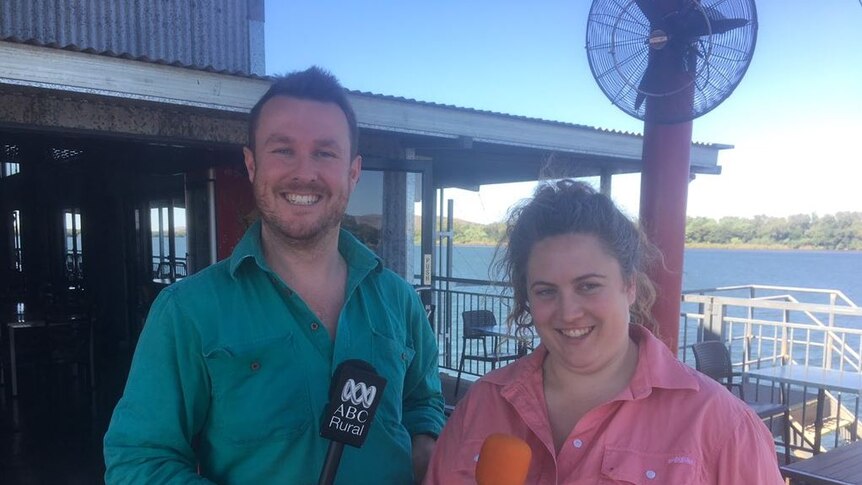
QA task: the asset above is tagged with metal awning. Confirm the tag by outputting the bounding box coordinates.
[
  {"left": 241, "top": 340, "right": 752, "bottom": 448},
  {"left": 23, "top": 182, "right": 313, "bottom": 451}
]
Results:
[{"left": 0, "top": 40, "right": 730, "bottom": 189}]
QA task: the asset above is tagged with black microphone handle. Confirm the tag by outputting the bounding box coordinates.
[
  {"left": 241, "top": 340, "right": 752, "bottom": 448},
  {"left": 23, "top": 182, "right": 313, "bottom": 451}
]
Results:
[{"left": 317, "top": 441, "right": 345, "bottom": 485}]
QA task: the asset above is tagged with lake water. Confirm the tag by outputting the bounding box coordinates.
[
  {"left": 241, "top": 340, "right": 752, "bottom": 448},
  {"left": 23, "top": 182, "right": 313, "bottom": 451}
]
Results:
[
  {"left": 437, "top": 246, "right": 862, "bottom": 366},
  {"left": 169, "top": 235, "right": 861, "bottom": 305},
  {"left": 436, "top": 246, "right": 862, "bottom": 305}
]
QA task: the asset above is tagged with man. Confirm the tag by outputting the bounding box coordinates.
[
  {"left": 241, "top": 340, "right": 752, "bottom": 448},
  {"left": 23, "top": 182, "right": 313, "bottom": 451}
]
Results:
[{"left": 104, "top": 67, "right": 445, "bottom": 484}]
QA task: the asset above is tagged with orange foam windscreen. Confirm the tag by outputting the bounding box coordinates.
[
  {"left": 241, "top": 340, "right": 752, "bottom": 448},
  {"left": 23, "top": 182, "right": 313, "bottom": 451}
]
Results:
[{"left": 475, "top": 433, "right": 532, "bottom": 485}]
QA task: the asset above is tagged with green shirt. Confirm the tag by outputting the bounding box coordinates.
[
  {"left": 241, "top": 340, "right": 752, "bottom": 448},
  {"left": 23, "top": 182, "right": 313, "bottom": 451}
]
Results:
[{"left": 104, "top": 222, "right": 445, "bottom": 484}]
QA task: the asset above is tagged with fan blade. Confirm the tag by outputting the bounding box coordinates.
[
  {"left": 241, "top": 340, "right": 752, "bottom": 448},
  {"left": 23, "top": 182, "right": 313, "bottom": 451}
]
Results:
[
  {"left": 679, "top": 6, "right": 749, "bottom": 38},
  {"left": 708, "top": 18, "right": 749, "bottom": 35},
  {"left": 635, "top": 91, "right": 647, "bottom": 111},
  {"left": 634, "top": 0, "right": 662, "bottom": 25},
  {"left": 634, "top": 55, "right": 660, "bottom": 110},
  {"left": 686, "top": 47, "right": 698, "bottom": 74}
]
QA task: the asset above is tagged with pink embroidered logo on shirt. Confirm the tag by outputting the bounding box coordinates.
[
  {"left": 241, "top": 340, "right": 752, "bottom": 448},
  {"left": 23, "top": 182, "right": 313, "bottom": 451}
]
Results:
[{"left": 667, "top": 456, "right": 696, "bottom": 466}]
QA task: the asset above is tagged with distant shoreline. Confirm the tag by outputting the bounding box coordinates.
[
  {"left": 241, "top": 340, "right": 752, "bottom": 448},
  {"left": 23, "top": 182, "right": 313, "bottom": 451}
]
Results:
[
  {"left": 439, "top": 212, "right": 862, "bottom": 251},
  {"left": 446, "top": 241, "right": 862, "bottom": 252},
  {"left": 686, "top": 242, "right": 795, "bottom": 250},
  {"left": 686, "top": 243, "right": 861, "bottom": 252}
]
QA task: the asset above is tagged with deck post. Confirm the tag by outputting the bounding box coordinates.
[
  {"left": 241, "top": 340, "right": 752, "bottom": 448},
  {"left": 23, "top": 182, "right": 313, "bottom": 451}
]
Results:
[{"left": 639, "top": 119, "right": 693, "bottom": 354}]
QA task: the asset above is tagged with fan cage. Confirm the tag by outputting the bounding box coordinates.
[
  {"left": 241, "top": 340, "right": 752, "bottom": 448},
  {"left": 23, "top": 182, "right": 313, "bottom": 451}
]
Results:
[{"left": 586, "top": 0, "right": 758, "bottom": 123}]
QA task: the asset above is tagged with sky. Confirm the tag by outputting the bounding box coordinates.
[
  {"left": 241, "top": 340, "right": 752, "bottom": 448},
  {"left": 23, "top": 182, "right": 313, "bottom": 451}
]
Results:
[{"left": 264, "top": 1, "right": 862, "bottom": 223}]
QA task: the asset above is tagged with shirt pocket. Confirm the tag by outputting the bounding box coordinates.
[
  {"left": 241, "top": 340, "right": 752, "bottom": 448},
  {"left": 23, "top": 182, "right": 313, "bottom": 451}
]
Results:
[
  {"left": 371, "top": 330, "right": 415, "bottom": 395},
  {"left": 204, "top": 333, "right": 311, "bottom": 446},
  {"left": 599, "top": 446, "right": 698, "bottom": 485}
]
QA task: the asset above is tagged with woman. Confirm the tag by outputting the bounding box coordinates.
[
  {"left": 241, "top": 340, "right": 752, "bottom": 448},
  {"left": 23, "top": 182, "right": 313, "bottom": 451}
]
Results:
[{"left": 424, "top": 180, "right": 783, "bottom": 484}]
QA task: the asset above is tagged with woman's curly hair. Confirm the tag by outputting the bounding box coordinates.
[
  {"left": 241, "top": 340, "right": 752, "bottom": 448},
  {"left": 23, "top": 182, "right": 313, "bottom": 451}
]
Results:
[{"left": 495, "top": 179, "right": 660, "bottom": 337}]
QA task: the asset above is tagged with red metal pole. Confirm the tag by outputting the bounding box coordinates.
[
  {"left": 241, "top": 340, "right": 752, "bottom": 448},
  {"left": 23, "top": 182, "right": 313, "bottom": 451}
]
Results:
[{"left": 639, "top": 119, "right": 692, "bottom": 355}]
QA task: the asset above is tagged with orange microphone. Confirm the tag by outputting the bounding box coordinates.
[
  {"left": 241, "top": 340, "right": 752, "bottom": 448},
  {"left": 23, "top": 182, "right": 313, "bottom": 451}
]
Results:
[{"left": 475, "top": 434, "right": 533, "bottom": 485}]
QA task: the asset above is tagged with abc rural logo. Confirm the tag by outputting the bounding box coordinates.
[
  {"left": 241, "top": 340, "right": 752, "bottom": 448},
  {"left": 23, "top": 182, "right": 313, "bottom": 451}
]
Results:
[{"left": 325, "top": 379, "right": 377, "bottom": 436}]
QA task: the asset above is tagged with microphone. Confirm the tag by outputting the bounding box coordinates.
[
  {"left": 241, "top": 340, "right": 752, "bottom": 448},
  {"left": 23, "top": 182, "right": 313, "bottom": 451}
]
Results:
[
  {"left": 317, "top": 359, "right": 387, "bottom": 485},
  {"left": 475, "top": 434, "right": 532, "bottom": 485}
]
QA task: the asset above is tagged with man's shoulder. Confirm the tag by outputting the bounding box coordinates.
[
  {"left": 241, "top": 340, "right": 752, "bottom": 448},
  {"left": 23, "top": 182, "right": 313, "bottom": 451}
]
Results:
[
  {"left": 170, "top": 258, "right": 232, "bottom": 287},
  {"left": 156, "top": 258, "right": 236, "bottom": 305},
  {"left": 352, "top": 263, "right": 418, "bottom": 304},
  {"left": 144, "top": 259, "right": 251, "bottom": 345},
  {"left": 374, "top": 266, "right": 416, "bottom": 290}
]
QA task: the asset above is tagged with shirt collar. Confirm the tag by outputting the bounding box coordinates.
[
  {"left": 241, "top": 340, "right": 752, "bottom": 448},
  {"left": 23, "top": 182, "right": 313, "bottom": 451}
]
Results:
[
  {"left": 626, "top": 324, "right": 700, "bottom": 398},
  {"left": 228, "top": 220, "right": 383, "bottom": 279},
  {"left": 337, "top": 228, "right": 383, "bottom": 276},
  {"left": 228, "top": 219, "right": 268, "bottom": 277}
]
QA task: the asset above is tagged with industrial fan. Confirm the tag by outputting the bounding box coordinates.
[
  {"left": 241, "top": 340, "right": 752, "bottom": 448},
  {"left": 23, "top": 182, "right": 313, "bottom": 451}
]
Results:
[{"left": 585, "top": 0, "right": 758, "bottom": 123}]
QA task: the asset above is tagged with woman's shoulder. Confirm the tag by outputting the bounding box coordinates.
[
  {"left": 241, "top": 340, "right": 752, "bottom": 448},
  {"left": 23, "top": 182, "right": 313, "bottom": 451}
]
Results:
[
  {"left": 453, "top": 356, "right": 538, "bottom": 411},
  {"left": 636, "top": 330, "right": 755, "bottom": 416},
  {"left": 653, "top": 362, "right": 761, "bottom": 426},
  {"left": 443, "top": 359, "right": 541, "bottom": 448},
  {"left": 482, "top": 355, "right": 534, "bottom": 383}
]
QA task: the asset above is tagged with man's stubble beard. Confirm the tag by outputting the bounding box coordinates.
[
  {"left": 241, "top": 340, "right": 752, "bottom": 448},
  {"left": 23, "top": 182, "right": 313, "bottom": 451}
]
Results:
[{"left": 254, "top": 179, "right": 350, "bottom": 249}]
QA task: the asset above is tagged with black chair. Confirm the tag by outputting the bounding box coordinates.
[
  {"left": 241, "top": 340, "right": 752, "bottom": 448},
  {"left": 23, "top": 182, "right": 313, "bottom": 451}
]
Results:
[
  {"left": 45, "top": 303, "right": 95, "bottom": 392},
  {"left": 1, "top": 316, "right": 50, "bottom": 396},
  {"left": 413, "top": 285, "right": 433, "bottom": 327},
  {"left": 692, "top": 340, "right": 746, "bottom": 396},
  {"left": 424, "top": 304, "right": 436, "bottom": 330},
  {"left": 175, "top": 261, "right": 188, "bottom": 278},
  {"left": 64, "top": 253, "right": 76, "bottom": 278},
  {"left": 153, "top": 261, "right": 168, "bottom": 279},
  {"left": 692, "top": 341, "right": 791, "bottom": 463},
  {"left": 454, "top": 310, "right": 519, "bottom": 397}
]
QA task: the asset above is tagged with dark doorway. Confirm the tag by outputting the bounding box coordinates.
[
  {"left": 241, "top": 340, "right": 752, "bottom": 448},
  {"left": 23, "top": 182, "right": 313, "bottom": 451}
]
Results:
[{"left": 0, "top": 131, "right": 239, "bottom": 483}]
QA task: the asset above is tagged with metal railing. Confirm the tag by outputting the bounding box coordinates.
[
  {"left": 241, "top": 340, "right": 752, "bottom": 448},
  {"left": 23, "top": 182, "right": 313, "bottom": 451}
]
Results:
[
  {"left": 430, "top": 280, "right": 537, "bottom": 373},
  {"left": 679, "top": 285, "right": 862, "bottom": 372},
  {"left": 679, "top": 285, "right": 862, "bottom": 453},
  {"left": 430, "top": 282, "right": 862, "bottom": 373},
  {"left": 430, "top": 281, "right": 862, "bottom": 452}
]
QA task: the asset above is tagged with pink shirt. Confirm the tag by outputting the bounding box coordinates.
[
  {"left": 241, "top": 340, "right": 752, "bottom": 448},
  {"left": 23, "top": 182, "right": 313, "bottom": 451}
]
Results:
[{"left": 425, "top": 326, "right": 784, "bottom": 484}]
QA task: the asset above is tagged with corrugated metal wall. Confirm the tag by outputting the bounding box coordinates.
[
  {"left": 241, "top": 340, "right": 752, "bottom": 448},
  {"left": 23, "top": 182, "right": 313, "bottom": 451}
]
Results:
[{"left": 0, "top": 0, "right": 264, "bottom": 74}]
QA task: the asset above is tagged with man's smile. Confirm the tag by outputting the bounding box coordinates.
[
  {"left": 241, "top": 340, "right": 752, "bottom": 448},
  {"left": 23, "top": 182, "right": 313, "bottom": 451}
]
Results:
[{"left": 281, "top": 192, "right": 321, "bottom": 206}]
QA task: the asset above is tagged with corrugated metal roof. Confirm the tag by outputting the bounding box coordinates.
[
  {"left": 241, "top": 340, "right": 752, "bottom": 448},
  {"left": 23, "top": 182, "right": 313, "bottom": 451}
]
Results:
[
  {"left": 0, "top": 0, "right": 259, "bottom": 74},
  {"left": 346, "top": 90, "right": 731, "bottom": 149},
  {"left": 0, "top": 29, "right": 727, "bottom": 149},
  {"left": 0, "top": 34, "right": 263, "bottom": 78}
]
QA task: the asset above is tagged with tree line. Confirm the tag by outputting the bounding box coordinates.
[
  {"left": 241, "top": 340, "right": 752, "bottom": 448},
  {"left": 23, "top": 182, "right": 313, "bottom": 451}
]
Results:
[
  {"left": 439, "top": 213, "right": 862, "bottom": 250},
  {"left": 685, "top": 213, "right": 862, "bottom": 250}
]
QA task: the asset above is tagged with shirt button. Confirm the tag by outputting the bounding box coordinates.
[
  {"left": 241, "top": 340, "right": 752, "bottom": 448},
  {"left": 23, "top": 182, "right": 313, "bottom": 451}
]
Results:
[
  {"left": 310, "top": 322, "right": 319, "bottom": 331},
  {"left": 473, "top": 454, "right": 480, "bottom": 462},
  {"left": 250, "top": 362, "right": 261, "bottom": 371},
  {"left": 645, "top": 470, "right": 656, "bottom": 480},
  {"left": 572, "top": 439, "right": 583, "bottom": 448}
]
